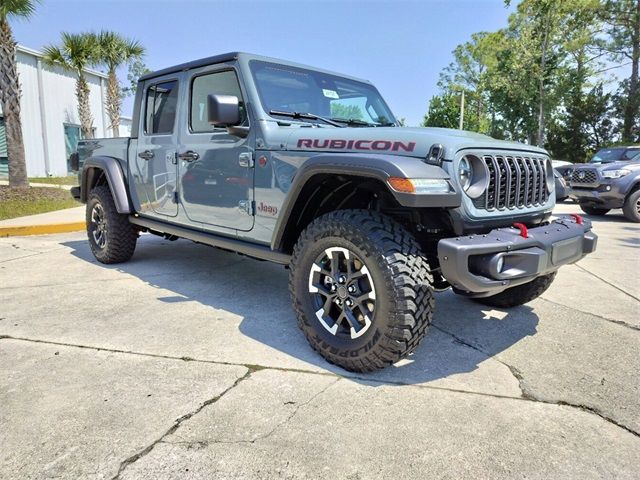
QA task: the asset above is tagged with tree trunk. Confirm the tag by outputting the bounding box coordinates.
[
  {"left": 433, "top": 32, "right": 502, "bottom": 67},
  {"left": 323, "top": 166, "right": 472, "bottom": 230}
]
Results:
[
  {"left": 622, "top": 0, "right": 640, "bottom": 142},
  {"left": 0, "top": 20, "right": 28, "bottom": 187},
  {"left": 106, "top": 70, "right": 120, "bottom": 137},
  {"left": 76, "top": 74, "right": 93, "bottom": 139},
  {"left": 537, "top": 16, "right": 551, "bottom": 147}
]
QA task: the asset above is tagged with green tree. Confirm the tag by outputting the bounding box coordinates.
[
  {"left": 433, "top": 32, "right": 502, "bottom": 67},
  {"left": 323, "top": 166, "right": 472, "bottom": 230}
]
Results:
[
  {"left": 122, "top": 58, "right": 151, "bottom": 97},
  {"left": 96, "top": 31, "right": 144, "bottom": 137},
  {"left": 546, "top": 0, "right": 607, "bottom": 161},
  {"left": 439, "top": 32, "right": 497, "bottom": 133},
  {"left": 422, "top": 93, "right": 461, "bottom": 129},
  {"left": 43, "top": 32, "right": 100, "bottom": 139},
  {"left": 600, "top": 0, "right": 640, "bottom": 142},
  {"left": 0, "top": 0, "right": 39, "bottom": 188},
  {"left": 330, "top": 103, "right": 363, "bottom": 120}
]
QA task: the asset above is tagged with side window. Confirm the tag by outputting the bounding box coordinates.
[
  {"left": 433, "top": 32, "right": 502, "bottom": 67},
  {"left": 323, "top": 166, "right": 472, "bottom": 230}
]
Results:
[
  {"left": 144, "top": 80, "right": 178, "bottom": 135},
  {"left": 190, "top": 70, "right": 245, "bottom": 133}
]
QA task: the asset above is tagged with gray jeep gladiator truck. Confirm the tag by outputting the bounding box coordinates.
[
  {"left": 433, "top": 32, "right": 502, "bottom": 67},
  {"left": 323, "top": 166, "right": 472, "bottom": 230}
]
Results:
[
  {"left": 72, "top": 52, "right": 597, "bottom": 372},
  {"left": 569, "top": 150, "right": 640, "bottom": 222}
]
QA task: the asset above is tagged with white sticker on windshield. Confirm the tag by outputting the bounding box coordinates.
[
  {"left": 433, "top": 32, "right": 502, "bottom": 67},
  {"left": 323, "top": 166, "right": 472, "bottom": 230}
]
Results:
[{"left": 322, "top": 89, "right": 339, "bottom": 99}]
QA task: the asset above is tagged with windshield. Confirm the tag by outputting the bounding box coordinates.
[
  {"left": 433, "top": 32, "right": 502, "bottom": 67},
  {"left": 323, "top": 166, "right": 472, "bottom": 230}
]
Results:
[
  {"left": 249, "top": 60, "right": 397, "bottom": 127},
  {"left": 590, "top": 147, "right": 640, "bottom": 163}
]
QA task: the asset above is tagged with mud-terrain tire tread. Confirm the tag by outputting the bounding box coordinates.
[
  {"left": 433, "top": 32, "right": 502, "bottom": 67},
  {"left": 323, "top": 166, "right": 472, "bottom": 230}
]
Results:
[
  {"left": 474, "top": 272, "right": 557, "bottom": 308},
  {"left": 87, "top": 185, "right": 137, "bottom": 264},
  {"left": 580, "top": 205, "right": 610, "bottom": 216},
  {"left": 289, "top": 210, "right": 434, "bottom": 372},
  {"left": 622, "top": 189, "right": 640, "bottom": 223}
]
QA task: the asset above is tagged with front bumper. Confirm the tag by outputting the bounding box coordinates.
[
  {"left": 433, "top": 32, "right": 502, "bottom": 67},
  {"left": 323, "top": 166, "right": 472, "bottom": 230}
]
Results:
[
  {"left": 569, "top": 181, "right": 626, "bottom": 209},
  {"left": 437, "top": 215, "right": 597, "bottom": 297}
]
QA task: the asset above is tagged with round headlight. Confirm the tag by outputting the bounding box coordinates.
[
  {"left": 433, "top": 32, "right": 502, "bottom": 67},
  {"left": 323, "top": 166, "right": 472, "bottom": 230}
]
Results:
[{"left": 459, "top": 157, "right": 472, "bottom": 191}]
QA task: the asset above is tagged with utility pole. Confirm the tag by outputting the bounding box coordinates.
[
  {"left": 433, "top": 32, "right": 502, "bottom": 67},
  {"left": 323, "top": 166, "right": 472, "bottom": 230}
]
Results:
[{"left": 459, "top": 90, "right": 465, "bottom": 130}]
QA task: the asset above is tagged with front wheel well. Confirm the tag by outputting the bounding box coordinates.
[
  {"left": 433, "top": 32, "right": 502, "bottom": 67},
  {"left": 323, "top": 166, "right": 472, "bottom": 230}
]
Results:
[{"left": 277, "top": 174, "right": 451, "bottom": 253}]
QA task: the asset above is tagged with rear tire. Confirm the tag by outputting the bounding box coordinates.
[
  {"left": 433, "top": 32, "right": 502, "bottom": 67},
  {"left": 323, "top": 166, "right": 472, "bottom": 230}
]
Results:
[
  {"left": 473, "top": 272, "right": 557, "bottom": 308},
  {"left": 289, "top": 210, "right": 434, "bottom": 372},
  {"left": 622, "top": 189, "right": 640, "bottom": 223},
  {"left": 86, "top": 185, "right": 137, "bottom": 264},
  {"left": 580, "top": 205, "right": 610, "bottom": 216}
]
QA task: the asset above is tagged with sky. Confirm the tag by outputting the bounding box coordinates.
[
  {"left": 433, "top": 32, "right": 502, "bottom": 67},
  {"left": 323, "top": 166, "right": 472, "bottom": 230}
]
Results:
[{"left": 14, "top": 0, "right": 519, "bottom": 126}]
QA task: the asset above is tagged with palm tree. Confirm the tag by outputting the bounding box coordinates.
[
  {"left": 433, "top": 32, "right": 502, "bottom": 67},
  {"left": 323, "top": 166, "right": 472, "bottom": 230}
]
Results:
[
  {"left": 43, "top": 32, "right": 100, "bottom": 139},
  {"left": 96, "top": 31, "right": 144, "bottom": 137},
  {"left": 0, "top": 0, "right": 39, "bottom": 188}
]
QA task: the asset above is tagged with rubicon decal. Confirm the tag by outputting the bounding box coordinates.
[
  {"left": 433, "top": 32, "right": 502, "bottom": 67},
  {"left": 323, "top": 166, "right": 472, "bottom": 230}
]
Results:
[{"left": 297, "top": 139, "right": 416, "bottom": 152}]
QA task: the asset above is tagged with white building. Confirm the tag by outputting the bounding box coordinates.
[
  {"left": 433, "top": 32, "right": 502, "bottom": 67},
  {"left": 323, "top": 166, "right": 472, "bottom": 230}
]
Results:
[{"left": 0, "top": 45, "right": 132, "bottom": 178}]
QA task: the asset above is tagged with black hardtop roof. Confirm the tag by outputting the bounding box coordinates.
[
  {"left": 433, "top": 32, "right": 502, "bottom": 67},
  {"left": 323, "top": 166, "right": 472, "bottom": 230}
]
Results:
[{"left": 138, "top": 52, "right": 241, "bottom": 82}]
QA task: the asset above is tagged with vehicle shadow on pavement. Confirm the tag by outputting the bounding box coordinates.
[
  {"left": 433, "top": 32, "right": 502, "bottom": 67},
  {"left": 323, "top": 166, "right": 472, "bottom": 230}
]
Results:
[{"left": 64, "top": 235, "right": 539, "bottom": 387}]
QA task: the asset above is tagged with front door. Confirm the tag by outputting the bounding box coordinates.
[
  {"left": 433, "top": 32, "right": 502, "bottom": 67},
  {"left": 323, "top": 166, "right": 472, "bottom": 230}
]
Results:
[
  {"left": 178, "top": 67, "right": 254, "bottom": 231},
  {"left": 132, "top": 77, "right": 180, "bottom": 217}
]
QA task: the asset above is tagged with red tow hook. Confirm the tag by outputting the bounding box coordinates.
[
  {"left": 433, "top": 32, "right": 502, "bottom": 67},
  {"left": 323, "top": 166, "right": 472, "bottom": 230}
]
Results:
[
  {"left": 512, "top": 223, "right": 529, "bottom": 238},
  {"left": 570, "top": 213, "right": 584, "bottom": 225}
]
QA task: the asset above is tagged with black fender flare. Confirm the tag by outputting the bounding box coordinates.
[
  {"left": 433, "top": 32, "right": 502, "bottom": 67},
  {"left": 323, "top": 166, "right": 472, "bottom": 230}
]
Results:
[
  {"left": 80, "top": 156, "right": 132, "bottom": 214},
  {"left": 271, "top": 153, "right": 460, "bottom": 250}
]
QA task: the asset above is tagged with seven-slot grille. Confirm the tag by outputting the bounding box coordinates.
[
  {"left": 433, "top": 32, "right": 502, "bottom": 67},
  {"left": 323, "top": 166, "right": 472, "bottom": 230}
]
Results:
[
  {"left": 571, "top": 169, "right": 597, "bottom": 184},
  {"left": 472, "top": 155, "right": 549, "bottom": 210}
]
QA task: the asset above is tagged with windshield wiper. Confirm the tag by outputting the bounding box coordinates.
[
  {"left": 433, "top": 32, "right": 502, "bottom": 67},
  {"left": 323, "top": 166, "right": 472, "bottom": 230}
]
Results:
[
  {"left": 269, "top": 110, "right": 344, "bottom": 128},
  {"left": 330, "top": 118, "right": 397, "bottom": 127},
  {"left": 330, "top": 117, "right": 377, "bottom": 127}
]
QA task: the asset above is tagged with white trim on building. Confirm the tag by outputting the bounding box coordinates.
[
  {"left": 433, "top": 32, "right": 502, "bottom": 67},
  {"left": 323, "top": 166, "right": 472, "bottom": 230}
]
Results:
[{"left": 0, "top": 44, "right": 132, "bottom": 177}]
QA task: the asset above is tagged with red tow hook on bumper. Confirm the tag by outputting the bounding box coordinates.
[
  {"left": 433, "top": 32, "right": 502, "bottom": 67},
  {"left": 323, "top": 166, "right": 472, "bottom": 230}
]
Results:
[
  {"left": 570, "top": 213, "right": 584, "bottom": 225},
  {"left": 512, "top": 223, "right": 529, "bottom": 238}
]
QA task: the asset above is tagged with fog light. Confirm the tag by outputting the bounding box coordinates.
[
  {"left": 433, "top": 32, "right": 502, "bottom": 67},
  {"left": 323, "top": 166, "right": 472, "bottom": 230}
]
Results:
[
  {"left": 496, "top": 256, "right": 505, "bottom": 273},
  {"left": 606, "top": 185, "right": 611, "bottom": 191}
]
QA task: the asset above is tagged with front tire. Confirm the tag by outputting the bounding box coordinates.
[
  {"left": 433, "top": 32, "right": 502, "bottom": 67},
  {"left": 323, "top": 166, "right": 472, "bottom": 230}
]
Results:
[
  {"left": 622, "top": 189, "right": 640, "bottom": 223},
  {"left": 580, "top": 205, "right": 610, "bottom": 216},
  {"left": 86, "top": 185, "right": 137, "bottom": 264},
  {"left": 473, "top": 272, "right": 557, "bottom": 308},
  {"left": 289, "top": 210, "right": 434, "bottom": 372}
]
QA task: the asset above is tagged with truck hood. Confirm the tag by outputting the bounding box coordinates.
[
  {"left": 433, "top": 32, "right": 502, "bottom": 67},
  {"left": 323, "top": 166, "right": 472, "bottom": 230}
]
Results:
[
  {"left": 577, "top": 161, "right": 640, "bottom": 172},
  {"left": 283, "top": 127, "right": 548, "bottom": 159}
]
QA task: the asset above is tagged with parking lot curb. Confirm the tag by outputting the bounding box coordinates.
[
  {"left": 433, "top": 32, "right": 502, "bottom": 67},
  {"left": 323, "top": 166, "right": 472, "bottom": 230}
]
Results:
[{"left": 0, "top": 222, "right": 86, "bottom": 237}]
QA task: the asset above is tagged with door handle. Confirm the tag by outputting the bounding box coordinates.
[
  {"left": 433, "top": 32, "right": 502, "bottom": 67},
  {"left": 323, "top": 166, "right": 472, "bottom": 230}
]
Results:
[
  {"left": 178, "top": 150, "right": 200, "bottom": 162},
  {"left": 138, "top": 150, "right": 154, "bottom": 160}
]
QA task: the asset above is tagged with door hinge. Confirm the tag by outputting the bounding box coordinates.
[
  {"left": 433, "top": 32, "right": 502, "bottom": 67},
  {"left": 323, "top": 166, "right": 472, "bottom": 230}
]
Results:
[
  {"left": 238, "top": 200, "right": 255, "bottom": 216},
  {"left": 238, "top": 152, "right": 254, "bottom": 168}
]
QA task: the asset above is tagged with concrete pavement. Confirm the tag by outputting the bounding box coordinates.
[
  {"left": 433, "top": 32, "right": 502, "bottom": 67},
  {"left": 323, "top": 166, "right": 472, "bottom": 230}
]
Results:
[{"left": 0, "top": 202, "right": 638, "bottom": 479}]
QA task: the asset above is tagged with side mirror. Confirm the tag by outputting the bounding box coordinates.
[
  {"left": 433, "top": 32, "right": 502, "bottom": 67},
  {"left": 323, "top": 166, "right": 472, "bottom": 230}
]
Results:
[{"left": 208, "top": 94, "right": 240, "bottom": 127}]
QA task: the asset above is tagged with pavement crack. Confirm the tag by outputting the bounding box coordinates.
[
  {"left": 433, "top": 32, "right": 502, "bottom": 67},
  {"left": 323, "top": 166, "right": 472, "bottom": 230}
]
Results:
[
  {"left": 110, "top": 368, "right": 254, "bottom": 480},
  {"left": 574, "top": 264, "right": 640, "bottom": 302},
  {"left": 164, "top": 377, "right": 340, "bottom": 449},
  {"left": 252, "top": 377, "right": 340, "bottom": 443},
  {"left": 432, "top": 324, "right": 527, "bottom": 396},
  {"left": 432, "top": 325, "right": 640, "bottom": 438},
  {"left": 0, "top": 334, "right": 528, "bottom": 401},
  {"left": 539, "top": 297, "right": 640, "bottom": 332}
]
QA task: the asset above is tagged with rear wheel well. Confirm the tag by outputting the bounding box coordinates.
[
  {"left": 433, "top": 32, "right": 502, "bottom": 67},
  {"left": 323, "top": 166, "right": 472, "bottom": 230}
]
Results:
[
  {"left": 278, "top": 174, "right": 451, "bottom": 254},
  {"left": 81, "top": 167, "right": 108, "bottom": 201}
]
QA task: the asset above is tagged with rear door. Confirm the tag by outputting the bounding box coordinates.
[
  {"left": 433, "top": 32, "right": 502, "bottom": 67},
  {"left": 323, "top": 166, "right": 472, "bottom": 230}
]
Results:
[
  {"left": 131, "top": 75, "right": 181, "bottom": 217},
  {"left": 178, "top": 65, "right": 254, "bottom": 231}
]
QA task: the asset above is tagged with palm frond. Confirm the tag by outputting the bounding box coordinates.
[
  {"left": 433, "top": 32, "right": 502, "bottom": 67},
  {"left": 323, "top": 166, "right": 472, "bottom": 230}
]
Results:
[
  {"left": 0, "top": 0, "right": 41, "bottom": 22},
  {"left": 96, "top": 30, "right": 145, "bottom": 72},
  {"left": 41, "top": 44, "right": 72, "bottom": 70}
]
